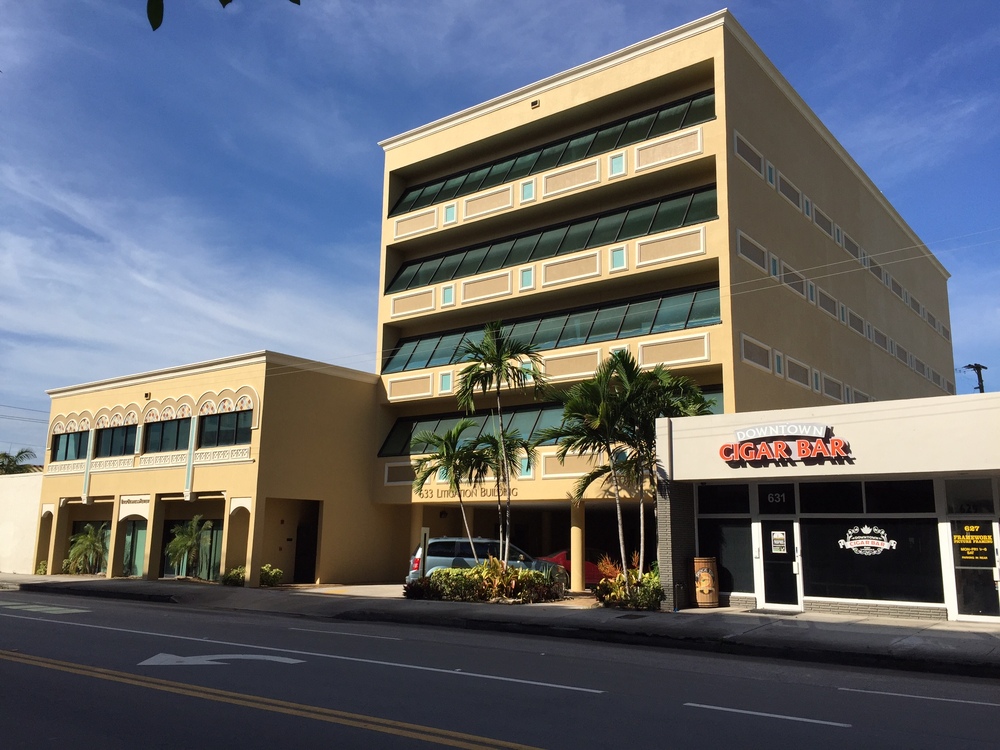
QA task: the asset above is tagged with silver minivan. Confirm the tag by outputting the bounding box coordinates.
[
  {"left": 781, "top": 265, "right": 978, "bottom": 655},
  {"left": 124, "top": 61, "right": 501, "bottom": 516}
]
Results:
[{"left": 406, "top": 537, "right": 569, "bottom": 587}]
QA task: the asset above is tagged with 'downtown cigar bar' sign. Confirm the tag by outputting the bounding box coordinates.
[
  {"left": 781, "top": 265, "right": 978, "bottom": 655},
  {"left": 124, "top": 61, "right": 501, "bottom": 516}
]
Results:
[{"left": 719, "top": 423, "right": 853, "bottom": 467}]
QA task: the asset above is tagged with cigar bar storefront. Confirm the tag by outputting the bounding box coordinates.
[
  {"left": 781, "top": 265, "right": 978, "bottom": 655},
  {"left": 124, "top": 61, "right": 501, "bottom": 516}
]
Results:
[{"left": 657, "top": 392, "right": 1000, "bottom": 621}]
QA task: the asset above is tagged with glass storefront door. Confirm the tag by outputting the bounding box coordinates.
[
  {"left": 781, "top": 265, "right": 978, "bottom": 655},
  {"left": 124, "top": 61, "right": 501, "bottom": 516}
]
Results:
[
  {"left": 761, "top": 519, "right": 799, "bottom": 607},
  {"left": 952, "top": 520, "right": 1000, "bottom": 617},
  {"left": 122, "top": 520, "right": 146, "bottom": 578}
]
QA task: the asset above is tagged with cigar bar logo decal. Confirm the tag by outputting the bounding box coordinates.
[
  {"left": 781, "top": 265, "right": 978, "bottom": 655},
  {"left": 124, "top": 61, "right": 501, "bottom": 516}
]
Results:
[
  {"left": 719, "top": 423, "right": 853, "bottom": 468},
  {"left": 838, "top": 525, "right": 897, "bottom": 556}
]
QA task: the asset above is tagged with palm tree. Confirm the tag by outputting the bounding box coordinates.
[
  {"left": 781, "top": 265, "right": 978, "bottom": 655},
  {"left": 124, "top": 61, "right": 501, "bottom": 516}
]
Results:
[
  {"left": 537, "top": 355, "right": 632, "bottom": 585},
  {"left": 166, "top": 515, "right": 214, "bottom": 578},
  {"left": 0, "top": 447, "right": 37, "bottom": 475},
  {"left": 67, "top": 522, "right": 108, "bottom": 574},
  {"left": 610, "top": 352, "right": 711, "bottom": 571},
  {"left": 456, "top": 321, "right": 545, "bottom": 563},
  {"left": 411, "top": 418, "right": 488, "bottom": 564},
  {"left": 538, "top": 350, "right": 711, "bottom": 582},
  {"left": 474, "top": 428, "right": 537, "bottom": 550}
]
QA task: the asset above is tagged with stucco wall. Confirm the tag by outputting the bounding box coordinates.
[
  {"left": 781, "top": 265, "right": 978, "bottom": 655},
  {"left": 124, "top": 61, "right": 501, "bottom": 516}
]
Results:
[{"left": 0, "top": 473, "right": 43, "bottom": 574}]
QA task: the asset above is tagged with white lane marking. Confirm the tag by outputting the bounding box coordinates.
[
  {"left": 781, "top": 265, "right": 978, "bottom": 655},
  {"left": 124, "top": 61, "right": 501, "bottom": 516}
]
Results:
[
  {"left": 838, "top": 687, "right": 1000, "bottom": 707},
  {"left": 289, "top": 627, "right": 401, "bottom": 641},
  {"left": 684, "top": 703, "right": 851, "bottom": 727},
  {"left": 0, "top": 612, "right": 603, "bottom": 694},
  {"left": 0, "top": 603, "right": 89, "bottom": 614},
  {"left": 139, "top": 653, "right": 304, "bottom": 666}
]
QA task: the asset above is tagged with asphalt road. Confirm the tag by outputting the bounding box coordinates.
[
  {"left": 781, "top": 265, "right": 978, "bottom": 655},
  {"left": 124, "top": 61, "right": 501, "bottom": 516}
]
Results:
[{"left": 2, "top": 590, "right": 1000, "bottom": 749}]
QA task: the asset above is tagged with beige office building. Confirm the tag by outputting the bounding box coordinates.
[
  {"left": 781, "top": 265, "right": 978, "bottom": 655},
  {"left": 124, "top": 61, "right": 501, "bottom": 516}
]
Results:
[
  {"left": 374, "top": 10, "right": 954, "bottom": 590},
  {"left": 35, "top": 352, "right": 408, "bottom": 586}
]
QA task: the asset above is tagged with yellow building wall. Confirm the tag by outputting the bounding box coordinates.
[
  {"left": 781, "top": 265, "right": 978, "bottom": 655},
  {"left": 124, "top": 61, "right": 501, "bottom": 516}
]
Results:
[
  {"left": 720, "top": 27, "right": 953, "bottom": 410},
  {"left": 255, "top": 361, "right": 410, "bottom": 584}
]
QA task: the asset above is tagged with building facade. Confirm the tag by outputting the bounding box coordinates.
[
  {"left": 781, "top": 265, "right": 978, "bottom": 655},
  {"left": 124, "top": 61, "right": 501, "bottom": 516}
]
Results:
[
  {"left": 374, "top": 11, "right": 954, "bottom": 590},
  {"left": 35, "top": 352, "right": 409, "bottom": 585},
  {"left": 657, "top": 393, "right": 1000, "bottom": 621}
]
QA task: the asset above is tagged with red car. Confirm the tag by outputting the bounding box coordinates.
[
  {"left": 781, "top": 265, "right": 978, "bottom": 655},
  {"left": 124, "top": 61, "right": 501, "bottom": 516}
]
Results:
[{"left": 537, "top": 549, "right": 605, "bottom": 587}]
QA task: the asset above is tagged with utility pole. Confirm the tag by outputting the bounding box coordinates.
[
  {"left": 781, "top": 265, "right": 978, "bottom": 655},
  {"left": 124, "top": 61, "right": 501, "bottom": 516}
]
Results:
[{"left": 963, "top": 363, "right": 988, "bottom": 393}]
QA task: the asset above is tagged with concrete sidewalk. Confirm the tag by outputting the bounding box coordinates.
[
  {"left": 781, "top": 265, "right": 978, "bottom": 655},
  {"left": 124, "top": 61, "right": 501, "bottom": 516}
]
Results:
[{"left": 3, "top": 573, "right": 1000, "bottom": 678}]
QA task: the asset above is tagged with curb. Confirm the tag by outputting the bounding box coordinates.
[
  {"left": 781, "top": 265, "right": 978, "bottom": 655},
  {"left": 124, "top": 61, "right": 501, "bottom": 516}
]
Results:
[{"left": 17, "top": 582, "right": 176, "bottom": 604}]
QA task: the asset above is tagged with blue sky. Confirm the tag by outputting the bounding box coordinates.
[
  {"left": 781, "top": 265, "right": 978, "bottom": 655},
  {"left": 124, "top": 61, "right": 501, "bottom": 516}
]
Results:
[{"left": 2, "top": 0, "right": 999, "bottom": 455}]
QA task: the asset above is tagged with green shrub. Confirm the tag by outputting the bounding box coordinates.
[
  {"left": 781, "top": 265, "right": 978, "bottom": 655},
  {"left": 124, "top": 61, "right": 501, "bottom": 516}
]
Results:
[
  {"left": 61, "top": 558, "right": 71, "bottom": 574},
  {"left": 259, "top": 563, "right": 283, "bottom": 587},
  {"left": 411, "top": 561, "right": 565, "bottom": 604},
  {"left": 35, "top": 560, "right": 47, "bottom": 575},
  {"left": 221, "top": 566, "right": 246, "bottom": 586},
  {"left": 402, "top": 576, "right": 439, "bottom": 600},
  {"left": 594, "top": 569, "right": 665, "bottom": 611},
  {"left": 474, "top": 556, "right": 518, "bottom": 599},
  {"left": 510, "top": 568, "right": 558, "bottom": 603},
  {"left": 430, "top": 568, "right": 482, "bottom": 601}
]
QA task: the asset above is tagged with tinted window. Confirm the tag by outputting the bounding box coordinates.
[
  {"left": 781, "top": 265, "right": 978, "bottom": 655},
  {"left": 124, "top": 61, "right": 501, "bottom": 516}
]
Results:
[
  {"left": 865, "top": 480, "right": 935, "bottom": 514},
  {"left": 698, "top": 484, "right": 750, "bottom": 514},
  {"left": 698, "top": 518, "right": 753, "bottom": 592},
  {"left": 799, "top": 482, "right": 863, "bottom": 514},
  {"left": 801, "top": 518, "right": 943, "bottom": 602}
]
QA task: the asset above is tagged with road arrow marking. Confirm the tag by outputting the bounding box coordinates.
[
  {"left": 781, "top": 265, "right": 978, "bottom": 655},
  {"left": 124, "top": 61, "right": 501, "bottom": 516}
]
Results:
[{"left": 139, "top": 653, "right": 303, "bottom": 666}]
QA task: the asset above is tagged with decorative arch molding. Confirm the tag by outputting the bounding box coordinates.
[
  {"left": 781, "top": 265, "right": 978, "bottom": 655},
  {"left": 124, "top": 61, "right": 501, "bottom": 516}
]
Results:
[
  {"left": 225, "top": 385, "right": 260, "bottom": 429},
  {"left": 141, "top": 395, "right": 196, "bottom": 423},
  {"left": 229, "top": 497, "right": 252, "bottom": 515},
  {"left": 50, "top": 411, "right": 94, "bottom": 436},
  {"left": 195, "top": 386, "right": 260, "bottom": 427},
  {"left": 93, "top": 404, "right": 142, "bottom": 430}
]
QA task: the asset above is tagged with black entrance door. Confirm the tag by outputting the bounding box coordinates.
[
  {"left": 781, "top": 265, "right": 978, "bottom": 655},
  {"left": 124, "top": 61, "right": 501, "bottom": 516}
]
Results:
[{"left": 762, "top": 520, "right": 798, "bottom": 606}]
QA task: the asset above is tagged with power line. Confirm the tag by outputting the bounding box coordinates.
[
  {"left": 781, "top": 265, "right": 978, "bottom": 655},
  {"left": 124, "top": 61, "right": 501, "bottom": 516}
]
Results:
[
  {"left": 0, "top": 403, "right": 49, "bottom": 413},
  {"left": 0, "top": 415, "right": 48, "bottom": 424}
]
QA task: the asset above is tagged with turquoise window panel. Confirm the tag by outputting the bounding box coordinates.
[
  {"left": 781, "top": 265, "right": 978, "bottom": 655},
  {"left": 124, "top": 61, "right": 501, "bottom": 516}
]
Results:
[{"left": 610, "top": 247, "right": 627, "bottom": 271}]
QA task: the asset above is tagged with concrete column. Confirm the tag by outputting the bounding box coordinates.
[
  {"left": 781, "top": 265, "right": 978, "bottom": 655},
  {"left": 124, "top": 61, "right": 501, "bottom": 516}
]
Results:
[
  {"left": 142, "top": 496, "right": 165, "bottom": 580},
  {"left": 570, "top": 501, "right": 586, "bottom": 593},
  {"left": 48, "top": 502, "right": 71, "bottom": 575},
  {"left": 244, "top": 495, "right": 268, "bottom": 587},
  {"left": 106, "top": 500, "right": 127, "bottom": 578}
]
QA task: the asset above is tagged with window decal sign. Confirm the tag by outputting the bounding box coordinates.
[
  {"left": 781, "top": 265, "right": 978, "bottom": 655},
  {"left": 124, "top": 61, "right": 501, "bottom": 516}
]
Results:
[
  {"left": 771, "top": 531, "right": 787, "bottom": 554},
  {"left": 719, "top": 423, "right": 853, "bottom": 467},
  {"left": 838, "top": 525, "right": 896, "bottom": 556},
  {"left": 951, "top": 523, "right": 996, "bottom": 567}
]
